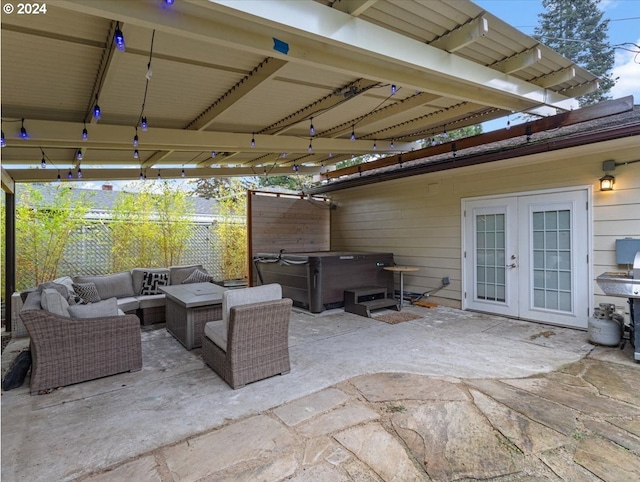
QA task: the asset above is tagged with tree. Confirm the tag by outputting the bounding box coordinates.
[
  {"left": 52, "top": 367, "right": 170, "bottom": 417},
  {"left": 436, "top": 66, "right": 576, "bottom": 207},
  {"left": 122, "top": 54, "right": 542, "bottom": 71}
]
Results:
[
  {"left": 110, "top": 182, "right": 195, "bottom": 271},
  {"left": 15, "top": 185, "right": 92, "bottom": 290},
  {"left": 192, "top": 178, "right": 252, "bottom": 279},
  {"left": 535, "top": 0, "right": 616, "bottom": 105}
]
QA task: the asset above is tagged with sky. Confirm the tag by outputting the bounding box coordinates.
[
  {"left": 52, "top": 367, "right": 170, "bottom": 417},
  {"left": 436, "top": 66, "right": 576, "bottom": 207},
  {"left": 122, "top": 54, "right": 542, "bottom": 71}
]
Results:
[{"left": 475, "top": 0, "right": 640, "bottom": 102}]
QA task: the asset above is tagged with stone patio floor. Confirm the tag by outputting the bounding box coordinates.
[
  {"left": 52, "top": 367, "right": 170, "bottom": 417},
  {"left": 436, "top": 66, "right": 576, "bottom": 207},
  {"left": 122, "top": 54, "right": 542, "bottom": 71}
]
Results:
[{"left": 2, "top": 304, "right": 639, "bottom": 481}]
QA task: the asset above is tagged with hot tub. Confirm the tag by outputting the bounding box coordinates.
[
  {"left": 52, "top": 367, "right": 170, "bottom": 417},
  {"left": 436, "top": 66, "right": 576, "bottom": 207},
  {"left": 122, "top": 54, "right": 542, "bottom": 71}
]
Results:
[{"left": 253, "top": 251, "right": 395, "bottom": 313}]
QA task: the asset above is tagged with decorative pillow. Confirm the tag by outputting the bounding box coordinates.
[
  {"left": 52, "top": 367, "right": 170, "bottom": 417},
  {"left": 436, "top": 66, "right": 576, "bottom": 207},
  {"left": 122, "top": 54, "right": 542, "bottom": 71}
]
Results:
[
  {"left": 67, "top": 298, "right": 119, "bottom": 318},
  {"left": 72, "top": 282, "right": 101, "bottom": 303},
  {"left": 141, "top": 271, "right": 169, "bottom": 295},
  {"left": 181, "top": 268, "right": 213, "bottom": 284},
  {"left": 40, "top": 288, "right": 70, "bottom": 317}
]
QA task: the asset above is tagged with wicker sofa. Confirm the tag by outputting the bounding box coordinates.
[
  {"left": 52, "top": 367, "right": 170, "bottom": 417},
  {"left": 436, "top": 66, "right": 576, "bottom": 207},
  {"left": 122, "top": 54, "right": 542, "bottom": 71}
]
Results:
[
  {"left": 19, "top": 309, "right": 143, "bottom": 395},
  {"left": 14, "top": 264, "right": 210, "bottom": 334}
]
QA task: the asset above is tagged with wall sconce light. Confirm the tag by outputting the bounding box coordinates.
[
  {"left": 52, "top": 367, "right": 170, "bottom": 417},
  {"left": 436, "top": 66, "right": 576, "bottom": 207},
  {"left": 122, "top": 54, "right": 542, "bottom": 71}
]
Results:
[{"left": 599, "top": 174, "right": 615, "bottom": 191}]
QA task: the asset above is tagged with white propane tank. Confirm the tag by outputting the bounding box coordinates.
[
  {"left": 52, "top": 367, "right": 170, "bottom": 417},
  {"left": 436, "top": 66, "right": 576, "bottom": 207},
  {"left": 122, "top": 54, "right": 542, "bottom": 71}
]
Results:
[{"left": 588, "top": 303, "right": 623, "bottom": 346}]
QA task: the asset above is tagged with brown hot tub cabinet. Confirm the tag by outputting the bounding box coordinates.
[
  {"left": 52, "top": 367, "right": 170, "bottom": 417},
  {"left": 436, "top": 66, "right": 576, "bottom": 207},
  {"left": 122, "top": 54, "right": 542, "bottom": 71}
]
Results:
[{"left": 253, "top": 251, "right": 395, "bottom": 313}]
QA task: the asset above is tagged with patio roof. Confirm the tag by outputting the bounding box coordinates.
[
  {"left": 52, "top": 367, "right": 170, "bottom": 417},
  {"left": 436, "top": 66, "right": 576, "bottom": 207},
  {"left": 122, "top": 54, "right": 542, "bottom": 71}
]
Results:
[{"left": 1, "top": 0, "right": 599, "bottom": 187}]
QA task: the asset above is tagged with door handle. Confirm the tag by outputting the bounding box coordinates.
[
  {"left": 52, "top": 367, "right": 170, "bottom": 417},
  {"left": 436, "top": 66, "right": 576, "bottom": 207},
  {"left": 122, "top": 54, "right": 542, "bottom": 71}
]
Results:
[{"left": 506, "top": 263, "right": 517, "bottom": 268}]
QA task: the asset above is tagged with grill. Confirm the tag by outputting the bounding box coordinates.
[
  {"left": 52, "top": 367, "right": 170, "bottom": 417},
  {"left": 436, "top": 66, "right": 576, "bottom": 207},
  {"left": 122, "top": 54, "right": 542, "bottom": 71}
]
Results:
[{"left": 596, "top": 249, "right": 640, "bottom": 361}]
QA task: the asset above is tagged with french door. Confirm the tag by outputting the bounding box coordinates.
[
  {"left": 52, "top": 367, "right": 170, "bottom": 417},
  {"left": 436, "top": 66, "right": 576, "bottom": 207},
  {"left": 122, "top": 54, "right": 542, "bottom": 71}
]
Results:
[{"left": 463, "top": 189, "right": 590, "bottom": 329}]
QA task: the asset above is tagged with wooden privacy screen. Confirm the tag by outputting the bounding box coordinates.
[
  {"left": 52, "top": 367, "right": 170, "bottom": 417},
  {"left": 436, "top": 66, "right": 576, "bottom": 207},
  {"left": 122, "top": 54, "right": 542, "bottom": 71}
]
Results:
[{"left": 248, "top": 190, "right": 331, "bottom": 285}]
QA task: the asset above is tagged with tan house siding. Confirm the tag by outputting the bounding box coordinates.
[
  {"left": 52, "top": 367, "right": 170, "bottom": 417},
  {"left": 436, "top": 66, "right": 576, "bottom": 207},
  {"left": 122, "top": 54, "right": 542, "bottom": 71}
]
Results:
[{"left": 329, "top": 139, "right": 640, "bottom": 312}]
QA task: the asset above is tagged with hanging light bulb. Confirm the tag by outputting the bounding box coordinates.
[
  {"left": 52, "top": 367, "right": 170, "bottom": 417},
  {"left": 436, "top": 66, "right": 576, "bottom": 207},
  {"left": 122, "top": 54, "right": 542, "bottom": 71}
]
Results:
[
  {"left": 140, "top": 170, "right": 144, "bottom": 180},
  {"left": 145, "top": 62, "right": 152, "bottom": 81},
  {"left": 133, "top": 127, "right": 139, "bottom": 147},
  {"left": 133, "top": 149, "right": 139, "bottom": 159},
  {"left": 41, "top": 154, "right": 46, "bottom": 169},
  {"left": 82, "top": 122, "right": 88, "bottom": 140},
  {"left": 164, "top": 0, "right": 175, "bottom": 5},
  {"left": 391, "top": 84, "right": 397, "bottom": 95},
  {"left": 114, "top": 22, "right": 126, "bottom": 51},
  {"left": 430, "top": 138, "right": 437, "bottom": 147},
  {"left": 350, "top": 125, "right": 355, "bottom": 141},
  {"left": 181, "top": 168, "right": 185, "bottom": 177},
  {"left": 373, "top": 141, "right": 377, "bottom": 151},
  {"left": 20, "top": 119, "right": 28, "bottom": 139},
  {"left": 93, "top": 96, "right": 101, "bottom": 120},
  {"left": 77, "top": 167, "right": 83, "bottom": 179},
  {"left": 319, "top": 163, "right": 326, "bottom": 174},
  {"left": 1, "top": 130, "right": 5, "bottom": 147},
  {"left": 329, "top": 152, "right": 333, "bottom": 158},
  {"left": 67, "top": 170, "right": 73, "bottom": 179},
  {"left": 76, "top": 149, "right": 83, "bottom": 161},
  {"left": 293, "top": 164, "right": 299, "bottom": 172},
  {"left": 442, "top": 125, "right": 448, "bottom": 138},
  {"left": 157, "top": 170, "right": 162, "bottom": 180},
  {"left": 308, "top": 140, "right": 313, "bottom": 153},
  {"left": 251, "top": 133, "right": 256, "bottom": 148},
  {"left": 57, "top": 171, "right": 61, "bottom": 182},
  {"left": 309, "top": 117, "right": 315, "bottom": 136},
  {"left": 141, "top": 116, "right": 148, "bottom": 131},
  {"left": 390, "top": 139, "right": 394, "bottom": 149},
  {"left": 211, "top": 150, "right": 216, "bottom": 158}
]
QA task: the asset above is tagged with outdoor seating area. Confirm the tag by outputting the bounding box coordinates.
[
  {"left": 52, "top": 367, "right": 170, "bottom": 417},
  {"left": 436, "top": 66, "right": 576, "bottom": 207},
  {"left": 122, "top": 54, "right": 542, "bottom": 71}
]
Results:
[{"left": 2, "top": 303, "right": 639, "bottom": 481}]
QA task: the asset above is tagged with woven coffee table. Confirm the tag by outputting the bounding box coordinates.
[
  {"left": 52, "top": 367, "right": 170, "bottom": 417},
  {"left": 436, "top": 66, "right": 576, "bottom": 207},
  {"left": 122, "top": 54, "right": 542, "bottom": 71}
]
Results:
[{"left": 160, "top": 282, "right": 226, "bottom": 350}]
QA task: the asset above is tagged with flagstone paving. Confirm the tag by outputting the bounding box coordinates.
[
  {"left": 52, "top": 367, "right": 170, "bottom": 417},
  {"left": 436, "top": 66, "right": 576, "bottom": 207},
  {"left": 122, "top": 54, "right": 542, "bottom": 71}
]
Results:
[{"left": 78, "top": 357, "right": 640, "bottom": 481}]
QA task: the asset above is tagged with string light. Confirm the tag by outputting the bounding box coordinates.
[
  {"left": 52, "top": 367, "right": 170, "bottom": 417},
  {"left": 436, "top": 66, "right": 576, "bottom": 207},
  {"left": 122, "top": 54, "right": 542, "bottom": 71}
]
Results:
[
  {"left": 57, "top": 170, "right": 61, "bottom": 182},
  {"left": 76, "top": 149, "right": 83, "bottom": 161},
  {"left": 20, "top": 119, "right": 28, "bottom": 139},
  {"left": 309, "top": 117, "right": 315, "bottom": 136},
  {"left": 181, "top": 168, "right": 185, "bottom": 177},
  {"left": 430, "top": 137, "right": 437, "bottom": 147},
  {"left": 164, "top": 0, "right": 175, "bottom": 5},
  {"left": 373, "top": 141, "right": 377, "bottom": 151},
  {"left": 82, "top": 122, "right": 88, "bottom": 140},
  {"left": 390, "top": 139, "right": 394, "bottom": 149},
  {"left": 1, "top": 131, "right": 6, "bottom": 148},
  {"left": 350, "top": 125, "right": 355, "bottom": 141},
  {"left": 133, "top": 127, "right": 139, "bottom": 147},
  {"left": 157, "top": 170, "right": 162, "bottom": 180},
  {"left": 40, "top": 149, "right": 46, "bottom": 168},
  {"left": 67, "top": 170, "right": 73, "bottom": 179},
  {"left": 141, "top": 116, "right": 148, "bottom": 131},
  {"left": 133, "top": 149, "right": 139, "bottom": 159},
  {"left": 292, "top": 164, "right": 299, "bottom": 172},
  {"left": 211, "top": 150, "right": 216, "bottom": 158},
  {"left": 93, "top": 96, "right": 101, "bottom": 120},
  {"left": 77, "top": 166, "right": 83, "bottom": 179},
  {"left": 251, "top": 133, "right": 256, "bottom": 148},
  {"left": 140, "top": 169, "right": 144, "bottom": 180},
  {"left": 114, "top": 22, "right": 125, "bottom": 51},
  {"left": 442, "top": 125, "right": 448, "bottom": 138},
  {"left": 391, "top": 84, "right": 397, "bottom": 95},
  {"left": 308, "top": 139, "right": 313, "bottom": 153}
]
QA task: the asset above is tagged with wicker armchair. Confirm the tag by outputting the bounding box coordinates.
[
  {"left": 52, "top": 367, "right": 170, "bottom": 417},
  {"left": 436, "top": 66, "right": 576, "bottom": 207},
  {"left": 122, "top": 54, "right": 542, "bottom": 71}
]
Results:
[
  {"left": 202, "top": 296, "right": 292, "bottom": 389},
  {"left": 19, "top": 310, "right": 143, "bottom": 395}
]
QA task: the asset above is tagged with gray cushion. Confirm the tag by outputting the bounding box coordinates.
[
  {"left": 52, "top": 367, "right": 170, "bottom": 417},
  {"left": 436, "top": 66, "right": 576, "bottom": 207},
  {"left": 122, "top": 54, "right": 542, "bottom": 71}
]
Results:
[
  {"left": 117, "top": 297, "right": 140, "bottom": 312},
  {"left": 132, "top": 268, "right": 170, "bottom": 294},
  {"left": 68, "top": 298, "right": 120, "bottom": 318},
  {"left": 169, "top": 264, "right": 203, "bottom": 286},
  {"left": 73, "top": 282, "right": 101, "bottom": 303},
  {"left": 73, "top": 271, "right": 135, "bottom": 300},
  {"left": 40, "top": 288, "right": 70, "bottom": 317},
  {"left": 215, "top": 284, "right": 282, "bottom": 347},
  {"left": 38, "top": 276, "right": 75, "bottom": 299},
  {"left": 22, "top": 291, "right": 42, "bottom": 311},
  {"left": 181, "top": 268, "right": 212, "bottom": 284},
  {"left": 204, "top": 320, "right": 227, "bottom": 352},
  {"left": 136, "top": 294, "right": 166, "bottom": 309}
]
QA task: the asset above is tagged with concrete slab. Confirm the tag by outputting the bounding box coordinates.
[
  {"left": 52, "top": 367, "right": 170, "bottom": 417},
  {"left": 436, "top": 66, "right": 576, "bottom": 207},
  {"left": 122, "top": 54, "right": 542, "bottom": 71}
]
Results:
[{"left": 2, "top": 306, "right": 638, "bottom": 481}]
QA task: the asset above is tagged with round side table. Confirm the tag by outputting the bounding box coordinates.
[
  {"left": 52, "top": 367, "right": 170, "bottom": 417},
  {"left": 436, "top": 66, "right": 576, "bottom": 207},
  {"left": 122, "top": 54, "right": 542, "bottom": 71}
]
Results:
[{"left": 383, "top": 266, "right": 420, "bottom": 310}]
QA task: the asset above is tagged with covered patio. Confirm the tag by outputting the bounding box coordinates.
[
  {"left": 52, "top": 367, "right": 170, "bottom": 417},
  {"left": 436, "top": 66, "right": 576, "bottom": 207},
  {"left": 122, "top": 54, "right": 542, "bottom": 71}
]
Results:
[{"left": 3, "top": 304, "right": 639, "bottom": 481}]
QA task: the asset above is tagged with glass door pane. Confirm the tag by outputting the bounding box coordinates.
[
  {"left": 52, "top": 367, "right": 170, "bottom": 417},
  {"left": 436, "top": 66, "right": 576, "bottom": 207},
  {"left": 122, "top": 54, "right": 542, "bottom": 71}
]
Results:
[
  {"left": 475, "top": 213, "right": 506, "bottom": 302},
  {"left": 532, "top": 209, "right": 572, "bottom": 312}
]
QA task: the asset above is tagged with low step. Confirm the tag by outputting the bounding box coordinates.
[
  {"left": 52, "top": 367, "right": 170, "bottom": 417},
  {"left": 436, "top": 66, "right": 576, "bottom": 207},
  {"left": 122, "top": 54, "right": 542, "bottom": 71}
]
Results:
[{"left": 344, "top": 287, "right": 398, "bottom": 318}]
